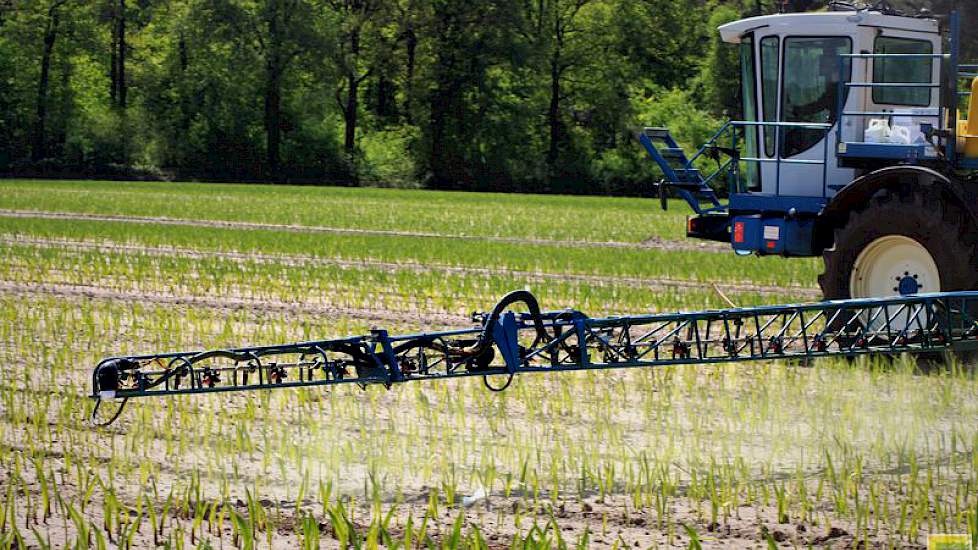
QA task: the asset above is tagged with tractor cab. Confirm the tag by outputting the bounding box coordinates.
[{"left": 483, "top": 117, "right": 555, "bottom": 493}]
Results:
[{"left": 721, "top": 9, "right": 943, "bottom": 198}]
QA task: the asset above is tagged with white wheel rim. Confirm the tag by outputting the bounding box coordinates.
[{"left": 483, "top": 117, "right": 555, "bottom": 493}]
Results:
[{"left": 850, "top": 235, "right": 940, "bottom": 330}]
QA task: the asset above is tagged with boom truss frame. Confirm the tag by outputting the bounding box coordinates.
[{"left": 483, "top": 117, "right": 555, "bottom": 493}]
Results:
[{"left": 91, "top": 291, "right": 978, "bottom": 425}]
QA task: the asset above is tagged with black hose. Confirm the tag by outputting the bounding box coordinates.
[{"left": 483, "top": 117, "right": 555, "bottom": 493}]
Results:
[
  {"left": 394, "top": 290, "right": 551, "bottom": 362},
  {"left": 90, "top": 397, "right": 129, "bottom": 427},
  {"left": 477, "top": 289, "right": 551, "bottom": 350},
  {"left": 483, "top": 373, "right": 514, "bottom": 392}
]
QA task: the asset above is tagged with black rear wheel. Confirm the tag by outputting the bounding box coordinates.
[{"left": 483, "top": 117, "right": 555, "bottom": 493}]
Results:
[
  {"left": 820, "top": 187, "right": 978, "bottom": 299},
  {"left": 819, "top": 187, "right": 978, "bottom": 364}
]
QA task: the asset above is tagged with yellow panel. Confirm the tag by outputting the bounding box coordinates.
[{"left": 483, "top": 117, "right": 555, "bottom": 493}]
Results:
[{"left": 964, "top": 77, "right": 978, "bottom": 158}]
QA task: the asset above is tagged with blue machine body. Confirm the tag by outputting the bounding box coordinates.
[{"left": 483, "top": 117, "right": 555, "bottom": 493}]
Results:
[{"left": 641, "top": 9, "right": 975, "bottom": 258}]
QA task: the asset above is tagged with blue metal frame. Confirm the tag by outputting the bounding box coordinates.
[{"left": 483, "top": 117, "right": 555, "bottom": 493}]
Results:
[
  {"left": 638, "top": 130, "right": 721, "bottom": 215},
  {"left": 641, "top": 120, "right": 831, "bottom": 217},
  {"left": 92, "top": 291, "right": 978, "bottom": 423},
  {"left": 728, "top": 193, "right": 824, "bottom": 214},
  {"left": 90, "top": 290, "right": 978, "bottom": 426}
]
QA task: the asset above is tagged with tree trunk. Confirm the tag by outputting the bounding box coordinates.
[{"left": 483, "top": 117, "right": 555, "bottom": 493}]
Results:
[
  {"left": 110, "top": 10, "right": 117, "bottom": 105},
  {"left": 343, "top": 29, "right": 360, "bottom": 160},
  {"left": 546, "top": 53, "right": 561, "bottom": 172},
  {"left": 344, "top": 74, "right": 358, "bottom": 158},
  {"left": 178, "top": 32, "right": 188, "bottom": 71},
  {"left": 109, "top": 0, "right": 126, "bottom": 108},
  {"left": 375, "top": 74, "right": 393, "bottom": 118},
  {"left": 404, "top": 24, "right": 416, "bottom": 124},
  {"left": 265, "top": 62, "right": 282, "bottom": 177},
  {"left": 33, "top": 5, "right": 61, "bottom": 162},
  {"left": 428, "top": 89, "right": 447, "bottom": 185},
  {"left": 264, "top": 1, "right": 281, "bottom": 177},
  {"left": 56, "top": 48, "right": 72, "bottom": 151},
  {"left": 117, "top": 0, "right": 126, "bottom": 108}
]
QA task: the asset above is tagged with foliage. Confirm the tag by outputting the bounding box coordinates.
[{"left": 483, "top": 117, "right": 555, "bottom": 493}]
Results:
[
  {"left": 0, "top": 0, "right": 976, "bottom": 191},
  {"left": 358, "top": 125, "right": 420, "bottom": 186}
]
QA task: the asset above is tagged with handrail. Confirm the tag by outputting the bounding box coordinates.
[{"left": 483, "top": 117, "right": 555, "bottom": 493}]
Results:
[
  {"left": 729, "top": 120, "right": 831, "bottom": 129},
  {"left": 741, "top": 158, "right": 824, "bottom": 165},
  {"left": 842, "top": 53, "right": 948, "bottom": 59},
  {"left": 836, "top": 42, "right": 952, "bottom": 165},
  {"left": 687, "top": 120, "right": 832, "bottom": 199},
  {"left": 845, "top": 82, "right": 940, "bottom": 88},
  {"left": 684, "top": 120, "right": 734, "bottom": 165},
  {"left": 842, "top": 111, "right": 940, "bottom": 117}
]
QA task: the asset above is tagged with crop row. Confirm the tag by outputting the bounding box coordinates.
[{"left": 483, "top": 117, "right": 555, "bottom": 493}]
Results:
[
  {"left": 0, "top": 242, "right": 811, "bottom": 323},
  {"left": 0, "top": 215, "right": 822, "bottom": 288},
  {"left": 0, "top": 179, "right": 689, "bottom": 243}
]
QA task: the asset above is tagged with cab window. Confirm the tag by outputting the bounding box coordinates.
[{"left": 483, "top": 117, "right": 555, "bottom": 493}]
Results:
[
  {"left": 740, "top": 35, "right": 761, "bottom": 191},
  {"left": 760, "top": 36, "right": 779, "bottom": 157},
  {"left": 873, "top": 36, "right": 933, "bottom": 107},
  {"left": 781, "top": 36, "right": 851, "bottom": 157}
]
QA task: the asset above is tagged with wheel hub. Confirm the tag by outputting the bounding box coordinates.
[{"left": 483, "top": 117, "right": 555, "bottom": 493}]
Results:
[
  {"left": 896, "top": 273, "right": 920, "bottom": 296},
  {"left": 850, "top": 235, "right": 939, "bottom": 330},
  {"left": 850, "top": 235, "right": 939, "bottom": 299}
]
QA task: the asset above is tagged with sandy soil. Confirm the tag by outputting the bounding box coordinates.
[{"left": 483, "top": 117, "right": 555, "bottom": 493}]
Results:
[{"left": 0, "top": 465, "right": 913, "bottom": 549}]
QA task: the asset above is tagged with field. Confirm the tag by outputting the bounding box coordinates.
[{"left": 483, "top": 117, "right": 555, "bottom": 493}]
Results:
[{"left": 0, "top": 179, "right": 976, "bottom": 549}]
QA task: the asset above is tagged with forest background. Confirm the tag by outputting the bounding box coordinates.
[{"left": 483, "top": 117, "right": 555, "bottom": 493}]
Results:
[{"left": 1, "top": 0, "right": 974, "bottom": 193}]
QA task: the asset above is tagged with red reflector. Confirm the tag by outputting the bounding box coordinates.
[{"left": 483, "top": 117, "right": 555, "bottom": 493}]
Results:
[
  {"left": 733, "top": 222, "right": 745, "bottom": 243},
  {"left": 766, "top": 241, "right": 776, "bottom": 249},
  {"left": 687, "top": 218, "right": 695, "bottom": 233}
]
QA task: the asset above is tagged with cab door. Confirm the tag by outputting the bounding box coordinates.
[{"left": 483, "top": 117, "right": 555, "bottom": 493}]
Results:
[
  {"left": 753, "top": 31, "right": 859, "bottom": 197},
  {"left": 755, "top": 32, "right": 780, "bottom": 194}
]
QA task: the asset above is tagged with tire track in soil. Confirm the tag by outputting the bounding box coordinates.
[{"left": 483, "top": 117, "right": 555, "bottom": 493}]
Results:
[
  {"left": 0, "top": 280, "right": 470, "bottom": 327},
  {"left": 0, "top": 235, "right": 820, "bottom": 298},
  {"left": 0, "top": 208, "right": 729, "bottom": 252}
]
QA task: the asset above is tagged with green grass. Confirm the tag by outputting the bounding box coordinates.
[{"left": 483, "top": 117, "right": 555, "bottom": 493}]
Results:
[
  {"left": 0, "top": 179, "right": 691, "bottom": 243},
  {"left": 0, "top": 240, "right": 810, "bottom": 324}
]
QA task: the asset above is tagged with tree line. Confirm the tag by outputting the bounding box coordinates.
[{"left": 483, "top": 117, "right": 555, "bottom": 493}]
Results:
[{"left": 0, "top": 0, "right": 974, "bottom": 193}]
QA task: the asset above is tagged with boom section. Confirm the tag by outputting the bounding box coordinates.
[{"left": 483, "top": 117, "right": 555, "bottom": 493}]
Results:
[{"left": 92, "top": 291, "right": 978, "bottom": 415}]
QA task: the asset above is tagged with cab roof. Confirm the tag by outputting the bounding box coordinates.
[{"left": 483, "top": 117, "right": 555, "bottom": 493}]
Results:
[{"left": 718, "top": 10, "right": 939, "bottom": 44}]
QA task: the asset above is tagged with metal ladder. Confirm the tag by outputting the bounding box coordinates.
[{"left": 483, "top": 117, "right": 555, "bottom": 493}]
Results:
[
  {"left": 638, "top": 127, "right": 704, "bottom": 185},
  {"left": 637, "top": 127, "right": 726, "bottom": 213}
]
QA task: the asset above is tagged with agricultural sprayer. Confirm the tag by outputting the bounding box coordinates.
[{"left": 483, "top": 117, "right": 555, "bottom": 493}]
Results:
[{"left": 91, "top": 2, "right": 978, "bottom": 425}]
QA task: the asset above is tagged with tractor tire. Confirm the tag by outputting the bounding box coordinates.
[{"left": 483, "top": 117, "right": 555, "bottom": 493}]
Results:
[{"left": 819, "top": 187, "right": 978, "bottom": 365}]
